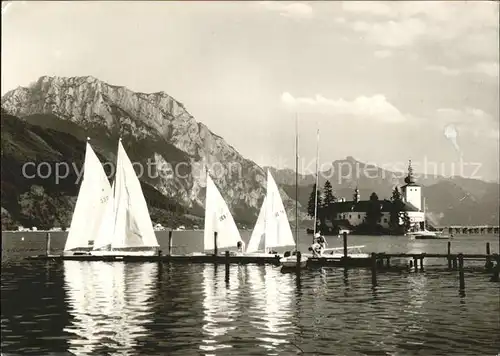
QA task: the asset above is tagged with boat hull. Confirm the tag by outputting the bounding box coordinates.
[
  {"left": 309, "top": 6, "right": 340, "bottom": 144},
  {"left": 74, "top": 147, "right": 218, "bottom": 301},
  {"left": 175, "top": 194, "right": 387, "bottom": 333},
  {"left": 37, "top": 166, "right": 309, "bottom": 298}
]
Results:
[
  {"left": 280, "top": 256, "right": 308, "bottom": 268},
  {"left": 413, "top": 235, "right": 451, "bottom": 240}
]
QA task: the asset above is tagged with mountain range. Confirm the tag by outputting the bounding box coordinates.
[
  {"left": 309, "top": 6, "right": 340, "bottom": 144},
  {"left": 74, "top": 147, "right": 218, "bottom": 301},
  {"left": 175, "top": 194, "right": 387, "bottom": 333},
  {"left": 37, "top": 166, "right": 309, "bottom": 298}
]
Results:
[
  {"left": 268, "top": 156, "right": 499, "bottom": 227},
  {"left": 1, "top": 75, "right": 498, "bottom": 230}
]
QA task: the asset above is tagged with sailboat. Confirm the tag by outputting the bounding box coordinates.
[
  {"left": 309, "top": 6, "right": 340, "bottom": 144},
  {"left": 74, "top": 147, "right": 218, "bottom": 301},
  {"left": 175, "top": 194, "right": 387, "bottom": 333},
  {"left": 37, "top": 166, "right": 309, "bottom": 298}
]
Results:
[
  {"left": 280, "top": 115, "right": 308, "bottom": 268},
  {"left": 63, "top": 138, "right": 112, "bottom": 256},
  {"left": 408, "top": 197, "right": 450, "bottom": 240},
  {"left": 197, "top": 169, "right": 244, "bottom": 256},
  {"left": 91, "top": 138, "right": 160, "bottom": 256},
  {"left": 245, "top": 170, "right": 296, "bottom": 257}
]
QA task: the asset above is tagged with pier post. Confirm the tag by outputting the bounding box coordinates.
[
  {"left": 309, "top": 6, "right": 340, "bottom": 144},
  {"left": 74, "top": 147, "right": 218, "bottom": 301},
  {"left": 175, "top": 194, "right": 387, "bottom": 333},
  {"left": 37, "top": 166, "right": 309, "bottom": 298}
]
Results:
[
  {"left": 485, "top": 242, "right": 493, "bottom": 271},
  {"left": 168, "top": 230, "right": 173, "bottom": 256},
  {"left": 225, "top": 251, "right": 230, "bottom": 283},
  {"left": 213, "top": 232, "right": 218, "bottom": 257},
  {"left": 386, "top": 257, "right": 391, "bottom": 268},
  {"left": 419, "top": 256, "right": 424, "bottom": 272},
  {"left": 447, "top": 241, "right": 452, "bottom": 270},
  {"left": 491, "top": 258, "right": 499, "bottom": 282},
  {"left": 45, "top": 232, "right": 51, "bottom": 256},
  {"left": 413, "top": 257, "right": 418, "bottom": 272},
  {"left": 343, "top": 232, "right": 348, "bottom": 258},
  {"left": 296, "top": 251, "right": 302, "bottom": 270},
  {"left": 452, "top": 257, "right": 458, "bottom": 270},
  {"left": 458, "top": 253, "right": 465, "bottom": 291},
  {"left": 371, "top": 253, "right": 377, "bottom": 287}
]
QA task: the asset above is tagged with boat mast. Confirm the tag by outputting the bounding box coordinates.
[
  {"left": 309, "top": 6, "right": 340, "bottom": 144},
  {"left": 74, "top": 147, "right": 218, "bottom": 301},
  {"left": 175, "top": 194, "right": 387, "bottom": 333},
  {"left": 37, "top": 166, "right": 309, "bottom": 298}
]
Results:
[
  {"left": 295, "top": 113, "right": 299, "bottom": 251},
  {"left": 423, "top": 197, "right": 426, "bottom": 230},
  {"left": 312, "top": 128, "right": 320, "bottom": 243}
]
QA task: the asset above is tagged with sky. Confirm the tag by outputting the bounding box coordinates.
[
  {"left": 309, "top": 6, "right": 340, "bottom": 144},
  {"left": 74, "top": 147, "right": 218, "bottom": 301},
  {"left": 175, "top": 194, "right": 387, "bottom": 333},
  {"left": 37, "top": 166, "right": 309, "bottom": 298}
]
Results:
[{"left": 2, "top": 1, "right": 499, "bottom": 181}]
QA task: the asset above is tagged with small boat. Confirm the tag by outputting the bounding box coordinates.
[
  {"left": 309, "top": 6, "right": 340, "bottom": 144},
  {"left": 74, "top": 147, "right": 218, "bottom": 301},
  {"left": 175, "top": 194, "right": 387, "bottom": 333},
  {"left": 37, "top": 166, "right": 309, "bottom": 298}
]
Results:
[
  {"left": 245, "top": 170, "right": 296, "bottom": 258},
  {"left": 63, "top": 138, "right": 112, "bottom": 256},
  {"left": 320, "top": 245, "right": 369, "bottom": 258},
  {"left": 280, "top": 250, "right": 307, "bottom": 268},
  {"left": 409, "top": 231, "right": 451, "bottom": 240},
  {"left": 407, "top": 198, "right": 451, "bottom": 240},
  {"left": 202, "top": 169, "right": 244, "bottom": 255},
  {"left": 90, "top": 138, "right": 160, "bottom": 256}
]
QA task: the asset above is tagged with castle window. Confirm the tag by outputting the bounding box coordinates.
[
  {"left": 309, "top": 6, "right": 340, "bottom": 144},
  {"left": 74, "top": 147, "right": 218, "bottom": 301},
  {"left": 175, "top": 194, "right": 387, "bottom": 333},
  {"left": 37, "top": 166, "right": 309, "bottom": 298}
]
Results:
[
  {"left": 383, "top": 218, "right": 387, "bottom": 223},
  {"left": 358, "top": 214, "right": 361, "bottom": 219},
  {"left": 349, "top": 214, "right": 351, "bottom": 219}
]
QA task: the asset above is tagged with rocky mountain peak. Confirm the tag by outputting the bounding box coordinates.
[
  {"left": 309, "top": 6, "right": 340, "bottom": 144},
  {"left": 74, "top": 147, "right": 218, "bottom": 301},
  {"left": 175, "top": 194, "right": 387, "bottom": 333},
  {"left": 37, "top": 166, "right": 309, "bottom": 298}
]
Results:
[{"left": 2, "top": 75, "right": 306, "bottom": 223}]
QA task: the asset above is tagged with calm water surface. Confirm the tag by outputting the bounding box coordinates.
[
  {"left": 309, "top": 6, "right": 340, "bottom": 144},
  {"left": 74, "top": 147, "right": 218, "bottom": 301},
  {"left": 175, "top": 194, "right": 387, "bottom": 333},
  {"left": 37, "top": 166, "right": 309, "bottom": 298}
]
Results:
[{"left": 2, "top": 231, "right": 500, "bottom": 355}]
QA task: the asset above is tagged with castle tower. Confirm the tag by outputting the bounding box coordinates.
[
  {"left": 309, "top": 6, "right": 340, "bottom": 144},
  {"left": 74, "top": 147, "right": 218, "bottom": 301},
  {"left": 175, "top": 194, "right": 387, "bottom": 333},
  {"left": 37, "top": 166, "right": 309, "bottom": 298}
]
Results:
[
  {"left": 401, "top": 160, "right": 422, "bottom": 211},
  {"left": 353, "top": 186, "right": 360, "bottom": 203}
]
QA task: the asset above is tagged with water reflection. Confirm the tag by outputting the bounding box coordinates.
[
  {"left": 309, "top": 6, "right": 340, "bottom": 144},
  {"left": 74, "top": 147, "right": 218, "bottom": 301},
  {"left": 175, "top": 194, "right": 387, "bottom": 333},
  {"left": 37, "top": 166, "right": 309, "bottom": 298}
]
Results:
[
  {"left": 248, "top": 265, "right": 294, "bottom": 354},
  {"left": 63, "top": 261, "right": 157, "bottom": 355},
  {"left": 404, "top": 273, "right": 430, "bottom": 336},
  {"left": 200, "top": 264, "right": 240, "bottom": 353}
]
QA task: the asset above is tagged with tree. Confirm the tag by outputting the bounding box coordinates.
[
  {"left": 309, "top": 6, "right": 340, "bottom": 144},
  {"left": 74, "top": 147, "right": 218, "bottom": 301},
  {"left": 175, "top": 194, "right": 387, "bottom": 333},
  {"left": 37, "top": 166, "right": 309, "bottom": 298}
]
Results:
[
  {"left": 322, "top": 180, "right": 336, "bottom": 212},
  {"left": 307, "top": 184, "right": 322, "bottom": 225},
  {"left": 401, "top": 210, "right": 411, "bottom": 232},
  {"left": 389, "top": 187, "right": 403, "bottom": 232},
  {"left": 365, "top": 192, "right": 382, "bottom": 228},
  {"left": 389, "top": 187, "right": 408, "bottom": 234},
  {"left": 319, "top": 180, "right": 337, "bottom": 229}
]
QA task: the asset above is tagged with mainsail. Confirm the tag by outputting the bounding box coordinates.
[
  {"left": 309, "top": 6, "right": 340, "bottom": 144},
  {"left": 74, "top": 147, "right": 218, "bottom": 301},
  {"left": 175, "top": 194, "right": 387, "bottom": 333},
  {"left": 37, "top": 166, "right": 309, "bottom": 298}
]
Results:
[
  {"left": 64, "top": 139, "right": 111, "bottom": 252},
  {"left": 93, "top": 139, "right": 159, "bottom": 252},
  {"left": 246, "top": 170, "right": 295, "bottom": 253},
  {"left": 203, "top": 172, "right": 243, "bottom": 252}
]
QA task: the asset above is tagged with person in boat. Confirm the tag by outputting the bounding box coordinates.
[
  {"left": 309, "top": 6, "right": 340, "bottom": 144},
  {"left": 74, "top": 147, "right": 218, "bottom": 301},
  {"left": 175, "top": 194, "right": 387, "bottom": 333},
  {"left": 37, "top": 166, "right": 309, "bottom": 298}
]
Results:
[
  {"left": 315, "top": 232, "right": 327, "bottom": 254},
  {"left": 309, "top": 242, "right": 322, "bottom": 257},
  {"left": 237, "top": 240, "right": 245, "bottom": 253}
]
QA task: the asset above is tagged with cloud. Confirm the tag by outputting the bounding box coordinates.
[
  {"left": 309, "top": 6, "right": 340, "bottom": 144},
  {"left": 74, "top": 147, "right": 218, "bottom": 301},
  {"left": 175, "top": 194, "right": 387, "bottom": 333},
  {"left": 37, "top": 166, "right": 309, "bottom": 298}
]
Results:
[
  {"left": 426, "top": 62, "right": 499, "bottom": 78},
  {"left": 259, "top": 1, "right": 313, "bottom": 20},
  {"left": 471, "top": 62, "right": 499, "bottom": 78},
  {"left": 351, "top": 18, "right": 427, "bottom": 47},
  {"left": 426, "top": 65, "right": 461, "bottom": 76},
  {"left": 340, "top": 1, "right": 499, "bottom": 61},
  {"left": 342, "top": 2, "right": 394, "bottom": 16},
  {"left": 281, "top": 92, "right": 406, "bottom": 123},
  {"left": 374, "top": 50, "right": 392, "bottom": 59},
  {"left": 436, "top": 107, "right": 498, "bottom": 141}
]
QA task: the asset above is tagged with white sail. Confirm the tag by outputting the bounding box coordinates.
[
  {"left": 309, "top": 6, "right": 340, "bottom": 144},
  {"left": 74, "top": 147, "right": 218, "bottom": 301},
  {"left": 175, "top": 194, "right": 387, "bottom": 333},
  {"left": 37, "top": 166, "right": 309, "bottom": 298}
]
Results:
[
  {"left": 268, "top": 171, "right": 295, "bottom": 248},
  {"left": 64, "top": 140, "right": 111, "bottom": 252},
  {"left": 246, "top": 170, "right": 295, "bottom": 253},
  {"left": 111, "top": 139, "right": 159, "bottom": 250},
  {"left": 92, "top": 181, "right": 115, "bottom": 250},
  {"left": 203, "top": 172, "right": 243, "bottom": 252},
  {"left": 246, "top": 195, "right": 267, "bottom": 253}
]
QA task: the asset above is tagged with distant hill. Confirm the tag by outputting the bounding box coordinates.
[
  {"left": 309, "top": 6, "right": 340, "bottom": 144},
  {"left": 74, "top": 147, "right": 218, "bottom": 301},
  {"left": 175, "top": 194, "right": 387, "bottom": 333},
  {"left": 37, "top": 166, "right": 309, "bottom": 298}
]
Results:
[{"left": 271, "top": 156, "right": 500, "bottom": 226}]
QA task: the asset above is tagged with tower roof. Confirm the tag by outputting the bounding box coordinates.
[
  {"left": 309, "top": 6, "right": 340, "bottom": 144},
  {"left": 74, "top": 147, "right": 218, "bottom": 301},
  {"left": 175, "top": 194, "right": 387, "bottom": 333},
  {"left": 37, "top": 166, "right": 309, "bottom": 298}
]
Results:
[{"left": 403, "top": 159, "right": 419, "bottom": 187}]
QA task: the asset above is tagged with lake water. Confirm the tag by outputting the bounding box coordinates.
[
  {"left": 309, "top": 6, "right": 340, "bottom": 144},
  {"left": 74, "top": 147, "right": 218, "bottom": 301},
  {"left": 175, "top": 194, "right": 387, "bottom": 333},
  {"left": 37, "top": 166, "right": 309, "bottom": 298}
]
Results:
[{"left": 2, "top": 231, "right": 499, "bottom": 355}]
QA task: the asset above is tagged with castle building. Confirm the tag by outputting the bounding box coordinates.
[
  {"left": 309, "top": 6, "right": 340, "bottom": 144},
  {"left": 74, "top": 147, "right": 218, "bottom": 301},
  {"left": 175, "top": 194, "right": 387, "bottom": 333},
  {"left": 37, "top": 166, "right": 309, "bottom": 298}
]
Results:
[{"left": 330, "top": 161, "right": 425, "bottom": 229}]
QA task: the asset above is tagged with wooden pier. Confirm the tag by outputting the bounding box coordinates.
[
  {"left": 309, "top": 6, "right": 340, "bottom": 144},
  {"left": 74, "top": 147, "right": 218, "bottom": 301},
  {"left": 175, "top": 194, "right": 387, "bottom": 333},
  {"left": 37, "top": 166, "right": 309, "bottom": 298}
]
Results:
[
  {"left": 27, "top": 232, "right": 500, "bottom": 285},
  {"left": 437, "top": 225, "right": 500, "bottom": 235}
]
